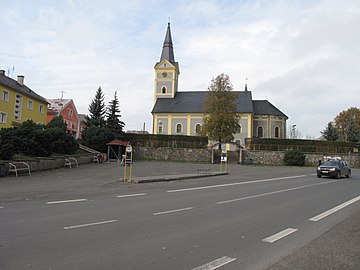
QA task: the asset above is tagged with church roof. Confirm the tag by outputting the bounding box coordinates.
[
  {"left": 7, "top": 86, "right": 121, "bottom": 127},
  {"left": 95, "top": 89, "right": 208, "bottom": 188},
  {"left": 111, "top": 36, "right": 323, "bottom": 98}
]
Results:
[
  {"left": 155, "top": 23, "right": 179, "bottom": 70},
  {"left": 160, "top": 23, "right": 175, "bottom": 63},
  {"left": 152, "top": 91, "right": 287, "bottom": 117},
  {"left": 253, "top": 100, "right": 288, "bottom": 118}
]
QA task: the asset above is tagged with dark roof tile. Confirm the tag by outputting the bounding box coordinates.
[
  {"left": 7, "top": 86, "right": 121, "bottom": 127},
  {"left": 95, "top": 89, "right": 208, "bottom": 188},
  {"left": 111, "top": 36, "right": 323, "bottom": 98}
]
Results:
[{"left": 0, "top": 74, "right": 48, "bottom": 104}]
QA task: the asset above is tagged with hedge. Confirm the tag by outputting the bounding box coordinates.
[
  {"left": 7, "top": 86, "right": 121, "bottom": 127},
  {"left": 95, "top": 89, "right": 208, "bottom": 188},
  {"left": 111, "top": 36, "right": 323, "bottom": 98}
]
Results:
[
  {"left": 121, "top": 133, "right": 208, "bottom": 149},
  {"left": 245, "top": 138, "right": 358, "bottom": 154}
]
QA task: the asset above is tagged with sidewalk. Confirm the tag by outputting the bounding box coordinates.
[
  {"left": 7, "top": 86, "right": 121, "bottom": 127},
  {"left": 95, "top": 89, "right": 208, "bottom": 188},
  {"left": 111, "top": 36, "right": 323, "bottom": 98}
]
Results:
[{"left": 267, "top": 208, "right": 360, "bottom": 270}]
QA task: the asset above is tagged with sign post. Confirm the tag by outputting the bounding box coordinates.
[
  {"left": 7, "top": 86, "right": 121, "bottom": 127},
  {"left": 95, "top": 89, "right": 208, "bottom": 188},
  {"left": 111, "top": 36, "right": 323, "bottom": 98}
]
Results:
[
  {"left": 220, "top": 149, "right": 228, "bottom": 172},
  {"left": 123, "top": 144, "right": 133, "bottom": 182}
]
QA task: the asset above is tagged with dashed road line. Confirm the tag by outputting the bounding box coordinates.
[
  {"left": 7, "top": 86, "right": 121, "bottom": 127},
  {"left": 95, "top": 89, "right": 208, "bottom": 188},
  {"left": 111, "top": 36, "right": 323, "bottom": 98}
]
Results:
[
  {"left": 116, "top": 193, "right": 147, "bottom": 198},
  {"left": 153, "top": 207, "right": 194, "bottom": 216},
  {"left": 64, "top": 219, "right": 117, "bottom": 230},
  {"left": 167, "top": 175, "right": 307, "bottom": 193},
  {"left": 192, "top": 256, "right": 236, "bottom": 270},
  {"left": 309, "top": 195, "right": 360, "bottom": 222},
  {"left": 216, "top": 180, "right": 337, "bottom": 205},
  {"left": 263, "top": 228, "right": 298, "bottom": 243},
  {"left": 0, "top": 206, "right": 4, "bottom": 209},
  {"left": 46, "top": 199, "right": 88, "bottom": 205}
]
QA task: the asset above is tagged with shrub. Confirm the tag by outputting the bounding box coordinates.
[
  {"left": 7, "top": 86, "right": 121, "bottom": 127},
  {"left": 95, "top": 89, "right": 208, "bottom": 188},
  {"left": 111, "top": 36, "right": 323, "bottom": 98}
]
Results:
[
  {"left": 283, "top": 150, "right": 306, "bottom": 166},
  {"left": 0, "top": 128, "right": 17, "bottom": 160},
  {"left": 0, "top": 117, "right": 78, "bottom": 160},
  {"left": 81, "top": 125, "right": 115, "bottom": 152}
]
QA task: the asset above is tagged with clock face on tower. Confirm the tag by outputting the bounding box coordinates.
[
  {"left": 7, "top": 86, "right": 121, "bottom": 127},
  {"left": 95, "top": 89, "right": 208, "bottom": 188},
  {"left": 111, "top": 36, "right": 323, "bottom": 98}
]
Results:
[{"left": 162, "top": 71, "right": 168, "bottom": 78}]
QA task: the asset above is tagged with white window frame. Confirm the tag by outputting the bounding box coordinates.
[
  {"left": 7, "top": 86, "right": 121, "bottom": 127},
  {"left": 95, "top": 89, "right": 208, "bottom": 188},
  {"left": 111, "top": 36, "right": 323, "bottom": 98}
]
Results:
[
  {"left": 175, "top": 123, "right": 183, "bottom": 134},
  {"left": 1, "top": 90, "right": 9, "bottom": 102},
  {"left": 27, "top": 100, "right": 33, "bottom": 110},
  {"left": 39, "top": 104, "right": 44, "bottom": 114},
  {"left": 195, "top": 124, "right": 202, "bottom": 134},
  {"left": 0, "top": 111, "right": 7, "bottom": 123},
  {"left": 161, "top": 86, "right": 167, "bottom": 94},
  {"left": 275, "top": 126, "right": 280, "bottom": 138}
]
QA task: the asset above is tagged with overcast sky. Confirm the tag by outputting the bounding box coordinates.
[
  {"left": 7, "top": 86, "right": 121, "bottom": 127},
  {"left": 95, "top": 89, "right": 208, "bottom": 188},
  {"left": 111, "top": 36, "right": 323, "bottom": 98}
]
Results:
[{"left": 1, "top": 0, "right": 359, "bottom": 138}]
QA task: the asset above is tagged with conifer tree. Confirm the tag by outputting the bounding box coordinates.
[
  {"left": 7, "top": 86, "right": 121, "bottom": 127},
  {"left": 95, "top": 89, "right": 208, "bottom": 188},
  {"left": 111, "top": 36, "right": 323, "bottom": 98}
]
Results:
[
  {"left": 86, "top": 86, "right": 106, "bottom": 127},
  {"left": 346, "top": 117, "right": 360, "bottom": 143},
  {"left": 321, "top": 122, "right": 339, "bottom": 141},
  {"left": 106, "top": 91, "right": 125, "bottom": 134}
]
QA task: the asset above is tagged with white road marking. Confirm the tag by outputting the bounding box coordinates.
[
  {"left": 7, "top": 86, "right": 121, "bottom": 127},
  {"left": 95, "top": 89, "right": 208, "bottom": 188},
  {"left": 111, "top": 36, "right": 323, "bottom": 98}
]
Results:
[
  {"left": 167, "top": 175, "right": 307, "bottom": 193},
  {"left": 116, "top": 193, "right": 147, "bottom": 198},
  {"left": 263, "top": 228, "right": 298, "bottom": 243},
  {"left": 153, "top": 207, "right": 194, "bottom": 216},
  {"left": 192, "top": 256, "right": 236, "bottom": 270},
  {"left": 0, "top": 206, "right": 4, "bottom": 209},
  {"left": 216, "top": 181, "right": 337, "bottom": 205},
  {"left": 309, "top": 195, "right": 360, "bottom": 222},
  {"left": 46, "top": 199, "right": 88, "bottom": 205},
  {"left": 64, "top": 219, "right": 117, "bottom": 230}
]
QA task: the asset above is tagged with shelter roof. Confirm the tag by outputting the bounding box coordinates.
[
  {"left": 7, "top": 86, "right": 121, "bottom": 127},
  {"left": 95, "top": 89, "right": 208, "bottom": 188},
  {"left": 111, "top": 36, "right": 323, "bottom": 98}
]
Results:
[{"left": 106, "top": 139, "right": 129, "bottom": 146}]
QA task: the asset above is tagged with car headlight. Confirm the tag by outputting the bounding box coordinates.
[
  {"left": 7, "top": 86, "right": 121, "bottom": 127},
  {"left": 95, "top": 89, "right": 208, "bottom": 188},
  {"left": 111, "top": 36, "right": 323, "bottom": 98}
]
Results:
[
  {"left": 317, "top": 167, "right": 321, "bottom": 170},
  {"left": 330, "top": 168, "right": 336, "bottom": 171}
]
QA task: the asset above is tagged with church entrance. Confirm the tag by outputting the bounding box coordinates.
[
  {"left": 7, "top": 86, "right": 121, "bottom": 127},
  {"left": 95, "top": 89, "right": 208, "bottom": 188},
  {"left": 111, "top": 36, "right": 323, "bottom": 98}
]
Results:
[{"left": 211, "top": 142, "right": 243, "bottom": 164}]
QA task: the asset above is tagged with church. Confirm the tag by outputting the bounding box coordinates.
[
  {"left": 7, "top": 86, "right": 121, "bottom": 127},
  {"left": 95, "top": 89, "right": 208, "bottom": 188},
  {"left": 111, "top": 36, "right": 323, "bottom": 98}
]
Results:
[{"left": 151, "top": 23, "right": 288, "bottom": 147}]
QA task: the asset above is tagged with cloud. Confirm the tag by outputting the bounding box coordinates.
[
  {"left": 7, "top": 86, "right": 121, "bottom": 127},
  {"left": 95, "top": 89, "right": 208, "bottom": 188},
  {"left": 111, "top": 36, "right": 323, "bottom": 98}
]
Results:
[{"left": 1, "top": 0, "right": 359, "bottom": 137}]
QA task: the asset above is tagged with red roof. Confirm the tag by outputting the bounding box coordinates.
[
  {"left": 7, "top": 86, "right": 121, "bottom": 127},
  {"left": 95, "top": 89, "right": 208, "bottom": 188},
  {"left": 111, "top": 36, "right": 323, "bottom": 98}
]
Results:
[{"left": 106, "top": 139, "right": 129, "bottom": 146}]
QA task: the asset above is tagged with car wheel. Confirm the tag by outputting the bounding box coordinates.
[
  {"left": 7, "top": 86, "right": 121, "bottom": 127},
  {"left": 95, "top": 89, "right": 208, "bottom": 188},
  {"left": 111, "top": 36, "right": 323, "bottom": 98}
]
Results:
[
  {"left": 317, "top": 174, "right": 321, "bottom": 178},
  {"left": 336, "top": 171, "right": 340, "bottom": 179},
  {"left": 346, "top": 170, "right": 351, "bottom": 178}
]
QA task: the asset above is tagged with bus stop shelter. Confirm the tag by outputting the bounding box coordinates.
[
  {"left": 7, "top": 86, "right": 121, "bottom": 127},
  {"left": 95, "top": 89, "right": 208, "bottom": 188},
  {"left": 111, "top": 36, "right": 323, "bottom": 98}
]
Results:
[{"left": 106, "top": 139, "right": 129, "bottom": 162}]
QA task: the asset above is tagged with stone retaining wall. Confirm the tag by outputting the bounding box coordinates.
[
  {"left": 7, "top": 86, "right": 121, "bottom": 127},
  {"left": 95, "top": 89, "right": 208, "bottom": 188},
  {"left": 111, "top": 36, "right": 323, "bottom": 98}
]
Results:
[
  {"left": 134, "top": 147, "right": 211, "bottom": 163},
  {"left": 247, "top": 150, "right": 360, "bottom": 167},
  {"left": 4, "top": 154, "right": 94, "bottom": 174}
]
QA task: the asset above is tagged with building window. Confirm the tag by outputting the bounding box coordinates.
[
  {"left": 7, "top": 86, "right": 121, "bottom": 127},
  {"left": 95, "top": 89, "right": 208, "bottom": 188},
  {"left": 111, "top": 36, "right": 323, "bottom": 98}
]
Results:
[
  {"left": 257, "top": 126, "right": 263, "bottom": 138},
  {"left": 1, "top": 90, "right": 9, "bottom": 102},
  {"left": 176, "top": 123, "right": 182, "bottom": 134},
  {"left": 158, "top": 125, "right": 163, "bottom": 134},
  {"left": 68, "top": 108, "right": 73, "bottom": 116},
  {"left": 236, "top": 124, "right": 242, "bottom": 134},
  {"left": 195, "top": 124, "right": 202, "bottom": 134},
  {"left": 0, "top": 112, "right": 7, "bottom": 123},
  {"left": 27, "top": 100, "right": 33, "bottom": 110},
  {"left": 39, "top": 104, "right": 44, "bottom": 114},
  {"left": 161, "top": 86, "right": 167, "bottom": 94},
  {"left": 275, "top": 127, "right": 279, "bottom": 138}
]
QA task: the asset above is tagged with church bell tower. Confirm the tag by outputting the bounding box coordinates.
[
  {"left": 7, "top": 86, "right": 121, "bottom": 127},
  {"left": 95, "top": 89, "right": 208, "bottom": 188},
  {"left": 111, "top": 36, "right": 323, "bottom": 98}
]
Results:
[{"left": 154, "top": 23, "right": 180, "bottom": 102}]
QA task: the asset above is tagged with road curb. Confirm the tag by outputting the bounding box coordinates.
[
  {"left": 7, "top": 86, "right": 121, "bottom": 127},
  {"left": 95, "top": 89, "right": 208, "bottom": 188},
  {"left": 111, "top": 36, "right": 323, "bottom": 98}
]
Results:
[{"left": 130, "top": 171, "right": 229, "bottom": 183}]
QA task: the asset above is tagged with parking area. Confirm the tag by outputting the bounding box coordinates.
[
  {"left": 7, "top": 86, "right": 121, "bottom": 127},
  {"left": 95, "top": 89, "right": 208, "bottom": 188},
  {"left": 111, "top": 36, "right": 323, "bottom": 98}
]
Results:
[{"left": 0, "top": 160, "right": 316, "bottom": 202}]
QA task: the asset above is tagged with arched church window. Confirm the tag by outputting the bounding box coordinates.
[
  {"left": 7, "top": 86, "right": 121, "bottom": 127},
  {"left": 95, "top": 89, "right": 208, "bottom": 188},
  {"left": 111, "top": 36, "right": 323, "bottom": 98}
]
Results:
[
  {"left": 176, "top": 123, "right": 182, "bottom": 134},
  {"left": 236, "top": 124, "right": 242, "bottom": 134},
  {"left": 161, "top": 86, "right": 167, "bottom": 94},
  {"left": 257, "top": 126, "right": 263, "bottom": 138},
  {"left": 275, "top": 127, "right": 280, "bottom": 138},
  {"left": 195, "top": 124, "right": 202, "bottom": 134}
]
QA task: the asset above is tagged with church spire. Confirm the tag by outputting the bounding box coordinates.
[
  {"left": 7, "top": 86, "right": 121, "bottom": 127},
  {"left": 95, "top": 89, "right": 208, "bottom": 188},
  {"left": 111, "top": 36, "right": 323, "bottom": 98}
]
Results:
[{"left": 160, "top": 23, "right": 175, "bottom": 63}]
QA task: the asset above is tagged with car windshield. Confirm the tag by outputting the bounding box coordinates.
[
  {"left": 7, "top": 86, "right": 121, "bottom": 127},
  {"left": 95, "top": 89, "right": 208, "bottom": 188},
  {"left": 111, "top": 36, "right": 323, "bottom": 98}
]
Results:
[{"left": 323, "top": 160, "right": 339, "bottom": 166}]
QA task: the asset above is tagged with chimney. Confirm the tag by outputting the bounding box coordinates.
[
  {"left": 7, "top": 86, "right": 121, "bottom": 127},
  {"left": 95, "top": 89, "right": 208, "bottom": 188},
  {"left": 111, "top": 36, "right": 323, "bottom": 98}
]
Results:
[
  {"left": 0, "top": 70, "right": 5, "bottom": 75},
  {"left": 17, "top": 75, "right": 25, "bottom": 85}
]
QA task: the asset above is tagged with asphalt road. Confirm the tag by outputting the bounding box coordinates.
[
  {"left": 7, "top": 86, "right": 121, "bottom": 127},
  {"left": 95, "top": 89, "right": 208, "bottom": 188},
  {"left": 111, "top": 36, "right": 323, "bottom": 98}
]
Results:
[{"left": 0, "top": 161, "right": 359, "bottom": 270}]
